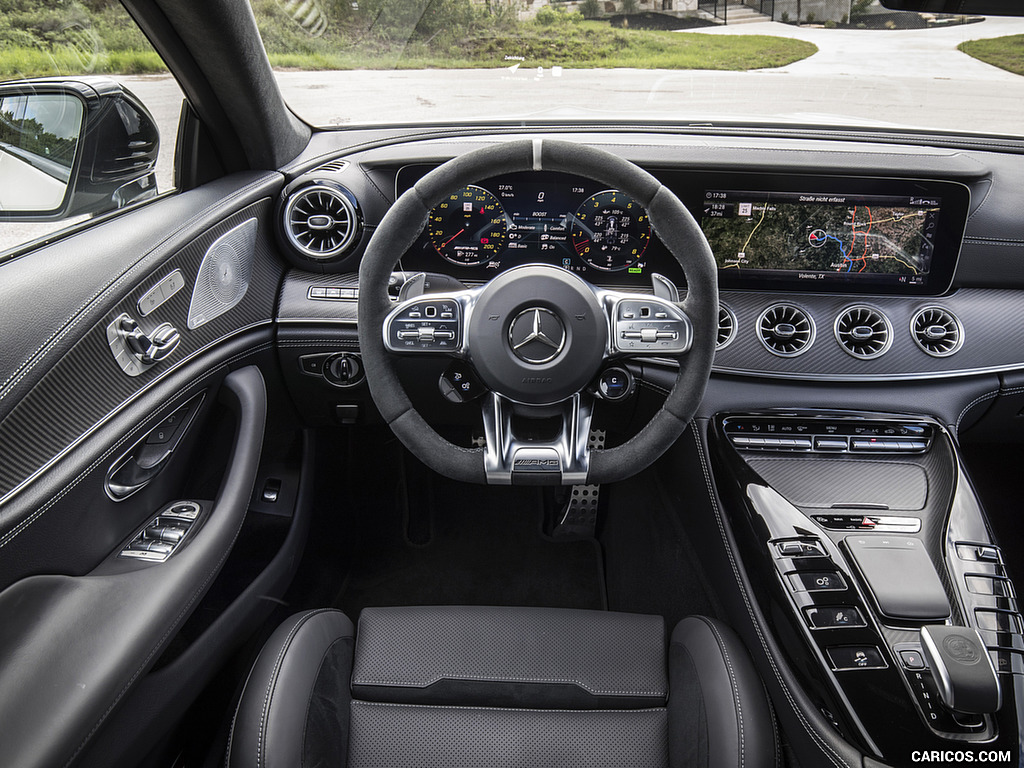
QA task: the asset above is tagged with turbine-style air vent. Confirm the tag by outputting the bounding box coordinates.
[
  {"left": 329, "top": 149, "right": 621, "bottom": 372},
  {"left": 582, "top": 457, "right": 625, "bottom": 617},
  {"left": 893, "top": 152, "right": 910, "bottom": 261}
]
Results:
[
  {"left": 912, "top": 307, "right": 963, "bottom": 357},
  {"left": 757, "top": 304, "right": 815, "bottom": 357},
  {"left": 282, "top": 182, "right": 361, "bottom": 260},
  {"left": 717, "top": 304, "right": 737, "bottom": 349},
  {"left": 834, "top": 305, "right": 892, "bottom": 360}
]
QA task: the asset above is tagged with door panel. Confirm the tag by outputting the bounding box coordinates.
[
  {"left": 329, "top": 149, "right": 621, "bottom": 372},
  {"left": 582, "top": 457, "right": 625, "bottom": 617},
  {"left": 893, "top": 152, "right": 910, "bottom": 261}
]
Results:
[
  {"left": 0, "top": 170, "right": 290, "bottom": 768},
  {"left": 0, "top": 366, "right": 266, "bottom": 768}
]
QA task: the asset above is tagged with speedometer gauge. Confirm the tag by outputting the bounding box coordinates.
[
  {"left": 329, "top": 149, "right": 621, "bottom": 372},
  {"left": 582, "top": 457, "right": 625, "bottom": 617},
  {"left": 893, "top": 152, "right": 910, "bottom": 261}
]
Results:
[
  {"left": 428, "top": 185, "right": 508, "bottom": 266},
  {"left": 570, "top": 190, "right": 650, "bottom": 272}
]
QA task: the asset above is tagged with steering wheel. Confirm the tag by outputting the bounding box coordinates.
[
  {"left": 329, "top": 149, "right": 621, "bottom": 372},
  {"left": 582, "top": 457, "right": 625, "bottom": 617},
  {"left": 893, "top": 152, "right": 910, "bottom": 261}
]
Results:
[{"left": 358, "top": 139, "right": 717, "bottom": 485}]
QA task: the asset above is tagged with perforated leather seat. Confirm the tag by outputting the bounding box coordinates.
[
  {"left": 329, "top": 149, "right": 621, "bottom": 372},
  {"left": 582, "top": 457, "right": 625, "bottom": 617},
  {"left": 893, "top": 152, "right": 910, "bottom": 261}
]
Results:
[{"left": 227, "top": 605, "right": 776, "bottom": 768}]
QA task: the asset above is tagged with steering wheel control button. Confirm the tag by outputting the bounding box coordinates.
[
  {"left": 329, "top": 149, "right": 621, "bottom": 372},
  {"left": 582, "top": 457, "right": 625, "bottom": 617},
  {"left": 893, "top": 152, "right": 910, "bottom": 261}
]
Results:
[
  {"left": 509, "top": 308, "right": 566, "bottom": 365},
  {"left": 596, "top": 367, "right": 634, "bottom": 401},
  {"left": 385, "top": 298, "right": 462, "bottom": 352},
  {"left": 804, "top": 606, "right": 866, "bottom": 630},
  {"left": 828, "top": 646, "right": 887, "bottom": 671},
  {"left": 439, "top": 363, "right": 486, "bottom": 403},
  {"left": 613, "top": 298, "right": 691, "bottom": 355},
  {"left": 788, "top": 571, "right": 847, "bottom": 593}
]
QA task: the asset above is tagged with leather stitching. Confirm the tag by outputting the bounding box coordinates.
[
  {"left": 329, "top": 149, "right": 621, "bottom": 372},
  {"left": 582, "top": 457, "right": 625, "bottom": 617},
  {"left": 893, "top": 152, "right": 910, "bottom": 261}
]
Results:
[
  {"left": 258, "top": 610, "right": 337, "bottom": 768},
  {"left": 694, "top": 617, "right": 744, "bottom": 768},
  {"left": 691, "top": 428, "right": 849, "bottom": 768},
  {"left": 354, "top": 673, "right": 665, "bottom": 697},
  {"left": 0, "top": 342, "right": 272, "bottom": 550},
  {"left": 956, "top": 385, "right": 1024, "bottom": 433},
  {"left": 352, "top": 700, "right": 667, "bottom": 715}
]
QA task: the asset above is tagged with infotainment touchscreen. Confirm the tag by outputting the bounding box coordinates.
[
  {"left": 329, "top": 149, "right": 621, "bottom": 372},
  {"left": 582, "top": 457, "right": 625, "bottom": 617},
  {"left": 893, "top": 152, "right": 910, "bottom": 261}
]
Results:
[{"left": 702, "top": 190, "right": 945, "bottom": 290}]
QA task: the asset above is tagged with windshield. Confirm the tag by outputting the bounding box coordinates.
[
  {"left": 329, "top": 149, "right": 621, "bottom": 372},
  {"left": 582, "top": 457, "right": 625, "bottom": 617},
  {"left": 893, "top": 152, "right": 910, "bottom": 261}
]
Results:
[{"left": 255, "top": 0, "right": 1024, "bottom": 136}]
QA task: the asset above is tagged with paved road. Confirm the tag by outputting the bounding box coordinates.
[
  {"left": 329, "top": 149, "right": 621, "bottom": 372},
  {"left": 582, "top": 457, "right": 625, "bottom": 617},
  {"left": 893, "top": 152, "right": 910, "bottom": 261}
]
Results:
[{"left": 3, "top": 16, "right": 1023, "bottom": 254}]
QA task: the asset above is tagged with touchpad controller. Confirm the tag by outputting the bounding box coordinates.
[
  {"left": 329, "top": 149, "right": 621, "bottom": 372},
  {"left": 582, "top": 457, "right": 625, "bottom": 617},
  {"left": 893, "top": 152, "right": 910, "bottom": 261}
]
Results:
[{"left": 843, "top": 536, "right": 951, "bottom": 621}]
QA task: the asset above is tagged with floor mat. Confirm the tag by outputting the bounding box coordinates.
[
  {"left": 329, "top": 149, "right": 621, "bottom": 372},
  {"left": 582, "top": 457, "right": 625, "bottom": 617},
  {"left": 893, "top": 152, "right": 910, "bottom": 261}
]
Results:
[{"left": 289, "top": 429, "right": 607, "bottom": 619}]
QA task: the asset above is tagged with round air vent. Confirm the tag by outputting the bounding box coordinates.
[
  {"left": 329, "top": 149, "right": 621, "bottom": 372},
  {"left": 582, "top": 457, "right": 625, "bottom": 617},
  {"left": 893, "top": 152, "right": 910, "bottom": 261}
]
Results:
[
  {"left": 717, "top": 304, "right": 737, "bottom": 349},
  {"left": 757, "top": 304, "right": 815, "bottom": 357},
  {"left": 912, "top": 306, "right": 963, "bottom": 357},
  {"left": 834, "top": 305, "right": 892, "bottom": 360},
  {"left": 282, "top": 182, "right": 361, "bottom": 261}
]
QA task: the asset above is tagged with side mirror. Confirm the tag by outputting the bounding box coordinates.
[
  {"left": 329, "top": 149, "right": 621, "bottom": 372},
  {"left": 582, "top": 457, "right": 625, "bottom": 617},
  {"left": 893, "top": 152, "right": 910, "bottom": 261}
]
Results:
[{"left": 0, "top": 77, "right": 159, "bottom": 222}]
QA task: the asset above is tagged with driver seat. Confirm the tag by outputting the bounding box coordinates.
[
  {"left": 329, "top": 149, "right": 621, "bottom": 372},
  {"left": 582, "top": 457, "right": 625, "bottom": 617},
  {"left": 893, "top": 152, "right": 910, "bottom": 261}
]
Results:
[{"left": 227, "top": 605, "right": 776, "bottom": 768}]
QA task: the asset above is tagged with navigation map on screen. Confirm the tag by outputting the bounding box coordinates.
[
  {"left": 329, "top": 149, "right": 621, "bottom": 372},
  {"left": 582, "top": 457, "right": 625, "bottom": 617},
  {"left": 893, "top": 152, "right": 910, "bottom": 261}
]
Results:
[{"left": 702, "top": 190, "right": 941, "bottom": 288}]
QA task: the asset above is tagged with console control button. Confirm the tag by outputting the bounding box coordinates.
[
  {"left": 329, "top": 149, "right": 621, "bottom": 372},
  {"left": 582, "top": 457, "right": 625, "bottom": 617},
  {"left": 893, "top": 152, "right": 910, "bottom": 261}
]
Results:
[
  {"left": 899, "top": 649, "right": 927, "bottom": 670},
  {"left": 811, "top": 514, "right": 921, "bottom": 533},
  {"left": 776, "top": 540, "right": 825, "bottom": 558},
  {"left": 788, "top": 571, "right": 847, "bottom": 592},
  {"left": 805, "top": 606, "right": 866, "bottom": 629},
  {"left": 299, "top": 353, "right": 330, "bottom": 376},
  {"left": 827, "top": 646, "right": 887, "bottom": 671},
  {"left": 975, "top": 609, "right": 1021, "bottom": 633},
  {"left": 966, "top": 575, "right": 1014, "bottom": 597}
]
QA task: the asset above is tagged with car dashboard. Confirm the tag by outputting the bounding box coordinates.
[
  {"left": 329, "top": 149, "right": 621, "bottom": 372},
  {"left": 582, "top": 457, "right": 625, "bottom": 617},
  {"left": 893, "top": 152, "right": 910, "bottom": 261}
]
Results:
[{"left": 265, "top": 127, "right": 1024, "bottom": 766}]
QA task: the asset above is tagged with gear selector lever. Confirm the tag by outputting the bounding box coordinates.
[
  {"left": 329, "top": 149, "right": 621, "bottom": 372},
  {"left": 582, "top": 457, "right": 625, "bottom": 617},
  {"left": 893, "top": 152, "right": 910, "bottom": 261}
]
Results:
[{"left": 920, "top": 625, "right": 1001, "bottom": 714}]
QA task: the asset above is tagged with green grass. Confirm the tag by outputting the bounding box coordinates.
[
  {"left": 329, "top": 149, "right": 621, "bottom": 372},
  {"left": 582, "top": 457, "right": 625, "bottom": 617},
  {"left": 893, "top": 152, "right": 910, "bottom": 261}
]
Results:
[
  {"left": 958, "top": 35, "right": 1024, "bottom": 77},
  {"left": 268, "top": 23, "right": 817, "bottom": 71},
  {"left": 0, "top": 46, "right": 166, "bottom": 79}
]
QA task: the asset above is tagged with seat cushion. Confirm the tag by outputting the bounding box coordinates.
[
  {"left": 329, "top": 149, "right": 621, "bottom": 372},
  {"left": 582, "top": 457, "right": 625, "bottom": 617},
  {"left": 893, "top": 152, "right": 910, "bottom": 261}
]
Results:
[
  {"left": 348, "top": 701, "right": 669, "bottom": 768},
  {"left": 351, "top": 605, "right": 667, "bottom": 709}
]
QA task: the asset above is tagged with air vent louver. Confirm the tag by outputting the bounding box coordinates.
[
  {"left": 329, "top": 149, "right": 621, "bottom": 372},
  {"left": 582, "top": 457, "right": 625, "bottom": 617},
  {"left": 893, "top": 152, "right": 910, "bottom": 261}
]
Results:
[
  {"left": 314, "top": 159, "right": 348, "bottom": 173},
  {"left": 912, "top": 307, "right": 963, "bottom": 357},
  {"left": 757, "top": 304, "right": 814, "bottom": 357},
  {"left": 834, "top": 305, "right": 892, "bottom": 360},
  {"left": 717, "top": 305, "right": 737, "bottom": 349},
  {"left": 283, "top": 183, "right": 360, "bottom": 260}
]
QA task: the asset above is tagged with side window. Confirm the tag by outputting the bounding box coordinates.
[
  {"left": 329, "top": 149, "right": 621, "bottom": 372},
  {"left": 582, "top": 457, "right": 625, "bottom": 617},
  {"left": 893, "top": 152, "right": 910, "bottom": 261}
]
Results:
[{"left": 0, "top": 1, "right": 184, "bottom": 259}]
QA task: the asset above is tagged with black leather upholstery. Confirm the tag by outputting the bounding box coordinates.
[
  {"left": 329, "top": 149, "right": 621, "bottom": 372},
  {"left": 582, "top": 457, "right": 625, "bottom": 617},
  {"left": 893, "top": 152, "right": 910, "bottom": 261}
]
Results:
[
  {"left": 229, "top": 606, "right": 776, "bottom": 768},
  {"left": 352, "top": 605, "right": 667, "bottom": 709}
]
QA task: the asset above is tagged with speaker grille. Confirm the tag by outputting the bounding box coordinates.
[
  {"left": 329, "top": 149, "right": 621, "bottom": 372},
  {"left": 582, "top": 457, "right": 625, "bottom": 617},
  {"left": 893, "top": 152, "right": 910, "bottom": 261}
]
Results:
[{"left": 187, "top": 218, "right": 257, "bottom": 330}]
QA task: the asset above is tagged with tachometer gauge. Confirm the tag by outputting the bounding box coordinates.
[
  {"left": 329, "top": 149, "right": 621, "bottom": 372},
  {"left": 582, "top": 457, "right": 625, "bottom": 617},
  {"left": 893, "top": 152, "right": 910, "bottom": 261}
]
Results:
[
  {"left": 428, "top": 185, "right": 508, "bottom": 266},
  {"left": 569, "top": 190, "right": 650, "bottom": 272}
]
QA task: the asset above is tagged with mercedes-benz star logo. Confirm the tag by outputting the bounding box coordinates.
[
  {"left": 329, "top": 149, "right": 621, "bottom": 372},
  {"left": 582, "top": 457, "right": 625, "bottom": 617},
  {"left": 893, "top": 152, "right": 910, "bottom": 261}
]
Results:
[{"left": 509, "top": 308, "right": 566, "bottom": 365}]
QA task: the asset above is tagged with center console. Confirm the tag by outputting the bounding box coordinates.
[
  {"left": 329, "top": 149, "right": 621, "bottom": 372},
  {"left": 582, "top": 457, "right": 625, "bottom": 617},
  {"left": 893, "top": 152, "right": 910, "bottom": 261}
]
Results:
[{"left": 710, "top": 411, "right": 1023, "bottom": 764}]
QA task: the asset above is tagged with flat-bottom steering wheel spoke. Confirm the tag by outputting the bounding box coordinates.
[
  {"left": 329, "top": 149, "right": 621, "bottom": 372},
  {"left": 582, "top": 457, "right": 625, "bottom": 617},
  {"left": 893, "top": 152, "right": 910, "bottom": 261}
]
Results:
[{"left": 482, "top": 392, "right": 593, "bottom": 485}]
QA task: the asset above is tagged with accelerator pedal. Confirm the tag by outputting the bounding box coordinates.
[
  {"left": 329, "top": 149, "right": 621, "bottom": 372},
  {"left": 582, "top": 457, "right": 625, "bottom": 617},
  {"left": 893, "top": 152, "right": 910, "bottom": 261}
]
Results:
[{"left": 552, "top": 428, "right": 605, "bottom": 539}]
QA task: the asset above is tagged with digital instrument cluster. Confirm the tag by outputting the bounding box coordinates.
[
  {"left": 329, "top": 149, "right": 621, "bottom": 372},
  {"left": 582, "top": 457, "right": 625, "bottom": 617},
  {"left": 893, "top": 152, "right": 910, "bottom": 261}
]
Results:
[
  {"left": 395, "top": 166, "right": 969, "bottom": 296},
  {"left": 397, "top": 168, "right": 674, "bottom": 287}
]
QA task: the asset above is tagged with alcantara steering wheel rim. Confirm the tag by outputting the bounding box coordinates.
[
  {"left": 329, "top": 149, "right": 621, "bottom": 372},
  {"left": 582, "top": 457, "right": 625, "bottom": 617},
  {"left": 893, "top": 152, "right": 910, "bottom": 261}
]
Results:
[{"left": 358, "top": 138, "right": 718, "bottom": 485}]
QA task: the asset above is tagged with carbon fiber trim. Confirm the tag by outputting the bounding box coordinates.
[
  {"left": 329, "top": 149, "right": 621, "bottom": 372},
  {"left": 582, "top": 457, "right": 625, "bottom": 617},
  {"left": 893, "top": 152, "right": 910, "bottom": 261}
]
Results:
[
  {"left": 713, "top": 288, "right": 1024, "bottom": 380},
  {"left": 0, "top": 201, "right": 282, "bottom": 499},
  {"left": 278, "top": 270, "right": 359, "bottom": 323}
]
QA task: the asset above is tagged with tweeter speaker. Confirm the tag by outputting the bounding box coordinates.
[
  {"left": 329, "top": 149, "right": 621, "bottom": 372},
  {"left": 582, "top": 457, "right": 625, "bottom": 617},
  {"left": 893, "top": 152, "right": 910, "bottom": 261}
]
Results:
[{"left": 187, "top": 217, "right": 258, "bottom": 330}]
